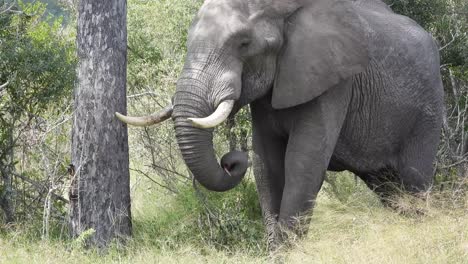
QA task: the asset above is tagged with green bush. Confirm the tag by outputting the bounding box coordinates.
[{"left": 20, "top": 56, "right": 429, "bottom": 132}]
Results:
[
  {"left": 132, "top": 177, "right": 266, "bottom": 253},
  {"left": 0, "top": 0, "right": 76, "bottom": 223}
]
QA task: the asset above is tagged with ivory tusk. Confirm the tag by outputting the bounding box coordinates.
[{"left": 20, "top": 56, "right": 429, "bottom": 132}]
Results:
[
  {"left": 188, "top": 100, "right": 234, "bottom": 129},
  {"left": 115, "top": 105, "right": 173, "bottom": 127}
]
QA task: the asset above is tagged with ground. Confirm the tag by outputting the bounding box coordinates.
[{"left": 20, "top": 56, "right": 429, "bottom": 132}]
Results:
[{"left": 1, "top": 173, "right": 467, "bottom": 264}]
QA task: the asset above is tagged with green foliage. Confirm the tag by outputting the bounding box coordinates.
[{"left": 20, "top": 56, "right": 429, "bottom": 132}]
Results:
[
  {"left": 0, "top": 0, "right": 75, "bottom": 131},
  {"left": 190, "top": 181, "right": 264, "bottom": 250},
  {"left": 0, "top": 0, "right": 76, "bottom": 222},
  {"left": 322, "top": 172, "right": 379, "bottom": 205},
  {"left": 71, "top": 228, "right": 96, "bottom": 249},
  {"left": 125, "top": 1, "right": 205, "bottom": 192},
  {"left": 1, "top": 2, "right": 74, "bottom": 105},
  {"left": 132, "top": 179, "right": 265, "bottom": 253},
  {"left": 389, "top": 0, "right": 447, "bottom": 28},
  {"left": 390, "top": 0, "right": 467, "bottom": 72},
  {"left": 22, "top": 0, "right": 70, "bottom": 20},
  {"left": 127, "top": 0, "right": 202, "bottom": 95}
]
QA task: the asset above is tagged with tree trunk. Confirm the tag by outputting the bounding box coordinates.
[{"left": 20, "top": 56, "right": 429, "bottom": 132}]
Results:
[{"left": 70, "top": 0, "right": 131, "bottom": 247}]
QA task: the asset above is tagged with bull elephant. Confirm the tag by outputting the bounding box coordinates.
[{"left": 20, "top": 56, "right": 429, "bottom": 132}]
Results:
[{"left": 117, "top": 0, "right": 444, "bottom": 247}]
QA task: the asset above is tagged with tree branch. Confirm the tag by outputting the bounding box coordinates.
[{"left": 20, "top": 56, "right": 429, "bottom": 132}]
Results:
[
  {"left": 0, "top": 3, "right": 15, "bottom": 15},
  {"left": 0, "top": 80, "right": 9, "bottom": 90},
  {"left": 439, "top": 32, "right": 457, "bottom": 51},
  {"left": 439, "top": 156, "right": 468, "bottom": 169},
  {"left": 12, "top": 172, "right": 69, "bottom": 204},
  {"left": 130, "top": 168, "right": 178, "bottom": 194},
  {"left": 127, "top": 91, "right": 159, "bottom": 99}
]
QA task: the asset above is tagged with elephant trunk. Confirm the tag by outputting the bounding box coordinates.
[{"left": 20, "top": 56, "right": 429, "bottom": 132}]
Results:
[{"left": 173, "top": 76, "right": 247, "bottom": 192}]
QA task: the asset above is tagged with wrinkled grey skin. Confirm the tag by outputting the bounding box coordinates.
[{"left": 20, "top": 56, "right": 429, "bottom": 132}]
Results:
[{"left": 172, "top": 0, "right": 443, "bottom": 246}]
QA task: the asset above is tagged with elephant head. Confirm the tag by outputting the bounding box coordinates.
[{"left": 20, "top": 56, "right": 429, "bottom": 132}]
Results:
[{"left": 116, "top": 0, "right": 369, "bottom": 192}]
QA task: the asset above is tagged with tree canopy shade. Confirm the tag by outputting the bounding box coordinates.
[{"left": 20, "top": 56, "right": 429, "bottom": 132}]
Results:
[{"left": 70, "top": 1, "right": 132, "bottom": 247}]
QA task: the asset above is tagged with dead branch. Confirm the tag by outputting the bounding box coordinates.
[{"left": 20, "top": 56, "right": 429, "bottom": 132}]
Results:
[
  {"left": 127, "top": 91, "right": 159, "bottom": 99},
  {"left": 439, "top": 31, "right": 457, "bottom": 51},
  {"left": 0, "top": 3, "right": 15, "bottom": 15},
  {"left": 0, "top": 80, "right": 9, "bottom": 90},
  {"left": 12, "top": 172, "right": 68, "bottom": 204},
  {"left": 130, "top": 168, "right": 178, "bottom": 194}
]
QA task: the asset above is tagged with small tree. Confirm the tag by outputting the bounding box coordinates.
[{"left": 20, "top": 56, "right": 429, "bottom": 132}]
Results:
[
  {"left": 70, "top": 1, "right": 132, "bottom": 247},
  {"left": 0, "top": 1, "right": 76, "bottom": 224}
]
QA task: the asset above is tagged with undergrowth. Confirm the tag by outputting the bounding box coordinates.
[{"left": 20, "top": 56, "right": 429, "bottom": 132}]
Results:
[
  {"left": 131, "top": 176, "right": 265, "bottom": 253},
  {"left": 1, "top": 172, "right": 467, "bottom": 263}
]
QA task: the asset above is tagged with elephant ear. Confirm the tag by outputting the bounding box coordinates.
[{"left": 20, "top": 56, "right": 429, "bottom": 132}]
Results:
[{"left": 272, "top": 0, "right": 369, "bottom": 109}]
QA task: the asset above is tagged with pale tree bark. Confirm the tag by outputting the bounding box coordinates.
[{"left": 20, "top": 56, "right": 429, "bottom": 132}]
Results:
[{"left": 70, "top": 1, "right": 131, "bottom": 247}]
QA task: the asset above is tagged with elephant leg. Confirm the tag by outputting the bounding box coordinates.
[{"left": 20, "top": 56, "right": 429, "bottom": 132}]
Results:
[
  {"left": 278, "top": 84, "right": 351, "bottom": 238},
  {"left": 359, "top": 122, "right": 439, "bottom": 207},
  {"left": 251, "top": 103, "right": 287, "bottom": 250},
  {"left": 398, "top": 123, "right": 440, "bottom": 193}
]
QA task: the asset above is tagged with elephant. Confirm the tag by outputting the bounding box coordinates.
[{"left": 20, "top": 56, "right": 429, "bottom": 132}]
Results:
[{"left": 117, "top": 0, "right": 444, "bottom": 247}]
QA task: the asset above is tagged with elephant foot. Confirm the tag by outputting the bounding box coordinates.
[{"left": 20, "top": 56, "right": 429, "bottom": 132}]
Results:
[
  {"left": 264, "top": 213, "right": 281, "bottom": 252},
  {"left": 264, "top": 213, "right": 289, "bottom": 253},
  {"left": 264, "top": 211, "right": 312, "bottom": 252},
  {"left": 266, "top": 220, "right": 307, "bottom": 253}
]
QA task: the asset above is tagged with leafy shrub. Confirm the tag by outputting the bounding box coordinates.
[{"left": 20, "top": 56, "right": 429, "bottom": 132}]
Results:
[
  {"left": 0, "top": 0, "right": 76, "bottom": 224},
  {"left": 132, "top": 177, "right": 266, "bottom": 253}
]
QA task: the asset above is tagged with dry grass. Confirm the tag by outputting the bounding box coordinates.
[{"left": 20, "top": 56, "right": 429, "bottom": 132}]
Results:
[
  {"left": 1, "top": 175, "right": 467, "bottom": 264},
  {"left": 285, "top": 193, "right": 468, "bottom": 264}
]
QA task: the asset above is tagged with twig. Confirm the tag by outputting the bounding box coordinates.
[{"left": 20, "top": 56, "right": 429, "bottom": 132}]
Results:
[
  {"left": 127, "top": 91, "right": 159, "bottom": 99},
  {"left": 21, "top": 190, "right": 66, "bottom": 221},
  {"left": 0, "top": 80, "right": 9, "bottom": 90},
  {"left": 39, "top": 114, "right": 73, "bottom": 142},
  {"left": 130, "top": 168, "right": 178, "bottom": 194},
  {"left": 440, "top": 63, "right": 452, "bottom": 70},
  {"left": 439, "top": 157, "right": 468, "bottom": 169},
  {"left": 439, "top": 31, "right": 457, "bottom": 51},
  {"left": 149, "top": 163, "right": 189, "bottom": 180},
  {"left": 12, "top": 172, "right": 69, "bottom": 203},
  {"left": 192, "top": 178, "right": 216, "bottom": 218},
  {"left": 0, "top": 3, "right": 15, "bottom": 15}
]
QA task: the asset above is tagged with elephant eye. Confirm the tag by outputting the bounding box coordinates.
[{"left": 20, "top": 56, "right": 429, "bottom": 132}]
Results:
[
  {"left": 234, "top": 28, "right": 253, "bottom": 54},
  {"left": 239, "top": 39, "right": 251, "bottom": 49}
]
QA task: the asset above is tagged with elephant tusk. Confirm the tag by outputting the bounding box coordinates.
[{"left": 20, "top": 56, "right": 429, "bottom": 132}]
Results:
[
  {"left": 115, "top": 105, "right": 173, "bottom": 127},
  {"left": 188, "top": 100, "right": 234, "bottom": 129}
]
